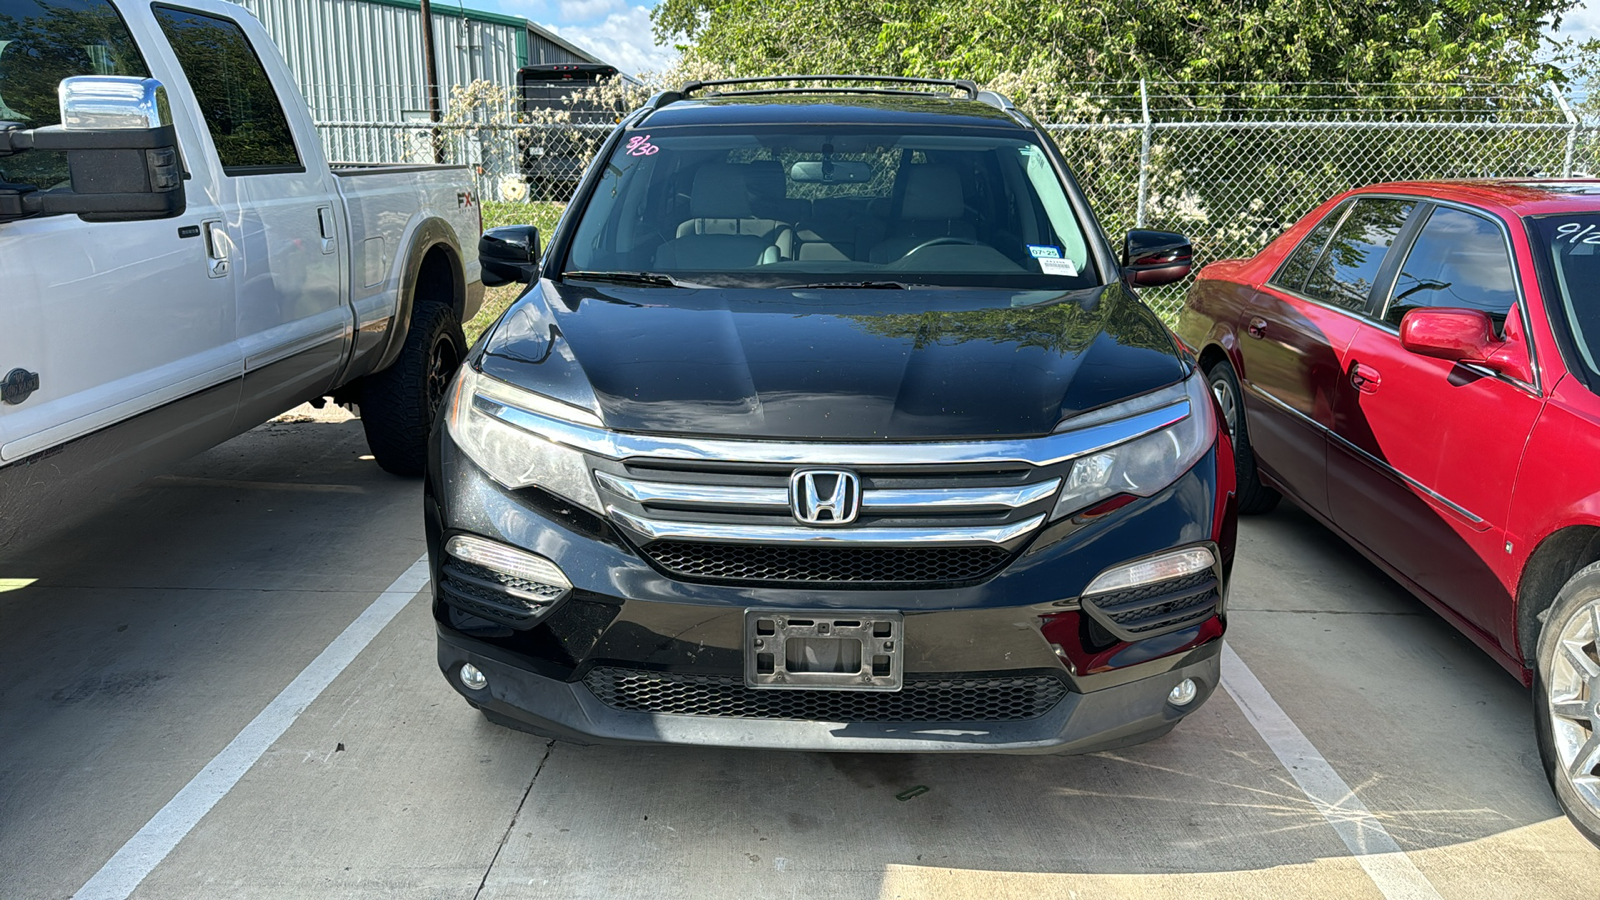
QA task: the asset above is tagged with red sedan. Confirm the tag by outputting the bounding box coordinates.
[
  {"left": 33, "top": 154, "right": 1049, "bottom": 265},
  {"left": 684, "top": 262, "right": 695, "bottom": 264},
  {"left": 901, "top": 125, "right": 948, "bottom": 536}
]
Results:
[{"left": 1176, "top": 180, "right": 1600, "bottom": 843}]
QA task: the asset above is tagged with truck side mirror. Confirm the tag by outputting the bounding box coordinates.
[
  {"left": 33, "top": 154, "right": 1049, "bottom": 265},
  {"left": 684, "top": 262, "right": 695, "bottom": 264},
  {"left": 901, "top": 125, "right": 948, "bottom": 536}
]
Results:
[
  {"left": 480, "top": 225, "right": 540, "bottom": 285},
  {"left": 0, "top": 76, "right": 186, "bottom": 223},
  {"left": 1122, "top": 230, "right": 1192, "bottom": 287}
]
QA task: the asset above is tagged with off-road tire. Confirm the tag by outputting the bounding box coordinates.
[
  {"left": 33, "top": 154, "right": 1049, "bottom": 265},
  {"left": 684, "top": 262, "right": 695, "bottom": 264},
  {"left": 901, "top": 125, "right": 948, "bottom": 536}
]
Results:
[
  {"left": 1205, "top": 360, "right": 1280, "bottom": 515},
  {"left": 359, "top": 301, "right": 465, "bottom": 476},
  {"left": 1534, "top": 561, "right": 1600, "bottom": 846}
]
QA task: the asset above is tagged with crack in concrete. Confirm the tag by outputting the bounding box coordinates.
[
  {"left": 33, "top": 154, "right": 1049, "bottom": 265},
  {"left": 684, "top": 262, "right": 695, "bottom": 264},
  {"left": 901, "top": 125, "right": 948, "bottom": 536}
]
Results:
[{"left": 473, "top": 739, "right": 555, "bottom": 900}]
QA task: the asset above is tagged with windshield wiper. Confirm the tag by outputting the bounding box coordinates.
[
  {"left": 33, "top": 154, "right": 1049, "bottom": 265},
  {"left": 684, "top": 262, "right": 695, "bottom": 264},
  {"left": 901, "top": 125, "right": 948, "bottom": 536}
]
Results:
[
  {"left": 562, "top": 270, "right": 708, "bottom": 288},
  {"left": 784, "top": 280, "right": 910, "bottom": 290}
]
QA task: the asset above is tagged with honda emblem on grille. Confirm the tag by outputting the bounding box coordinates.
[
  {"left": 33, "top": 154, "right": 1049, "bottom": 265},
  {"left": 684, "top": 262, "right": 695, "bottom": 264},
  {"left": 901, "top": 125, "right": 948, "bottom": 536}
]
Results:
[{"left": 789, "top": 469, "right": 861, "bottom": 525}]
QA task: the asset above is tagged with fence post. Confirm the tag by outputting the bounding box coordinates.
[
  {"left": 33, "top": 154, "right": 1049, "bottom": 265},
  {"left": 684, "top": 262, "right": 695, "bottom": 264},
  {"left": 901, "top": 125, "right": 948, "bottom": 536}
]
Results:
[
  {"left": 1551, "top": 82, "right": 1578, "bottom": 178},
  {"left": 1136, "top": 79, "right": 1152, "bottom": 228}
]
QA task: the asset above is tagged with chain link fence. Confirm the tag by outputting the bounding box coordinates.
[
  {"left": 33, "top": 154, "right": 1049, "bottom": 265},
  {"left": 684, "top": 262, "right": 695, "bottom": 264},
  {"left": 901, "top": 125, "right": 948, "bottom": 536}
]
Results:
[{"left": 313, "top": 81, "right": 1598, "bottom": 320}]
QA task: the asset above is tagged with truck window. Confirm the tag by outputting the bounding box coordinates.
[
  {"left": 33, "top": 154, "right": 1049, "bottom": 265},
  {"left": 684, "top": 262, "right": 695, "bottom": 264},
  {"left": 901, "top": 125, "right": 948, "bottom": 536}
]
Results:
[
  {"left": 0, "top": 0, "right": 149, "bottom": 190},
  {"left": 153, "top": 6, "right": 299, "bottom": 174}
]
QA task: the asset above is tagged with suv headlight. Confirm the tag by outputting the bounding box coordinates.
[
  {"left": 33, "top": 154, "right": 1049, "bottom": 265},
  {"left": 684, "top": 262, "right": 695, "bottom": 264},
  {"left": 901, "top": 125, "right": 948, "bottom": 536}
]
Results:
[
  {"left": 444, "top": 365, "right": 605, "bottom": 514},
  {"left": 1051, "top": 372, "right": 1217, "bottom": 519}
]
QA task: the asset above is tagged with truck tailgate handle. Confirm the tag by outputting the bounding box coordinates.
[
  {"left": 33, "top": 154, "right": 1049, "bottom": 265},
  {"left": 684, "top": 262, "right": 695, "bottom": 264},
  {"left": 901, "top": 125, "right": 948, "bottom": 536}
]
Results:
[{"left": 317, "top": 206, "right": 336, "bottom": 254}]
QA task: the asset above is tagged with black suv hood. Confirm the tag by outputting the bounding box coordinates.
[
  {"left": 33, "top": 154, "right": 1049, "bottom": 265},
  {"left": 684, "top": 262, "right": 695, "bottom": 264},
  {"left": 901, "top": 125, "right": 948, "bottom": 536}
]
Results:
[{"left": 478, "top": 281, "right": 1186, "bottom": 441}]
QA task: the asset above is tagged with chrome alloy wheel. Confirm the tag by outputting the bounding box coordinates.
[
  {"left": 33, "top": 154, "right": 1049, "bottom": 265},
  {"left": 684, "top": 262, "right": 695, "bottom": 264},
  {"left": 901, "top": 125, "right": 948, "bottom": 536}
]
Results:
[
  {"left": 1548, "top": 598, "right": 1600, "bottom": 814},
  {"left": 1210, "top": 377, "right": 1238, "bottom": 437}
]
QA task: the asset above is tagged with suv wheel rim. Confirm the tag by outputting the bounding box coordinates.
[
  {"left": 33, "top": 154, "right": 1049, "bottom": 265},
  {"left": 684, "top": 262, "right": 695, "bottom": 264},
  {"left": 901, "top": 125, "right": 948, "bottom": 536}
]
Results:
[
  {"left": 426, "top": 335, "right": 459, "bottom": 417},
  {"left": 1548, "top": 598, "right": 1600, "bottom": 813},
  {"left": 1210, "top": 376, "right": 1238, "bottom": 438}
]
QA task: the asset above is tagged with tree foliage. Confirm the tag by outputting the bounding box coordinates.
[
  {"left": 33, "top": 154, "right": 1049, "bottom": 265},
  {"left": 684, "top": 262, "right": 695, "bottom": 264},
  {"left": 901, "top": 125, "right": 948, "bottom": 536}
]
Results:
[{"left": 653, "top": 0, "right": 1593, "bottom": 114}]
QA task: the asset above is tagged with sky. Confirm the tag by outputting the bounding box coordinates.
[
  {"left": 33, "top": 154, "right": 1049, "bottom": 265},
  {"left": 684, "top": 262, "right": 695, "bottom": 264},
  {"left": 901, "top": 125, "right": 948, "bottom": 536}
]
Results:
[{"left": 487, "top": 0, "right": 1600, "bottom": 82}]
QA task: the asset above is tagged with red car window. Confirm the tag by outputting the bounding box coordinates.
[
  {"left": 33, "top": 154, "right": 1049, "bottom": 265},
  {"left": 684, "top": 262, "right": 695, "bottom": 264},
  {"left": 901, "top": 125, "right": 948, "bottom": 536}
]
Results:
[
  {"left": 1271, "top": 201, "right": 1347, "bottom": 294},
  {"left": 1384, "top": 206, "right": 1516, "bottom": 333},
  {"left": 1304, "top": 198, "right": 1415, "bottom": 313}
]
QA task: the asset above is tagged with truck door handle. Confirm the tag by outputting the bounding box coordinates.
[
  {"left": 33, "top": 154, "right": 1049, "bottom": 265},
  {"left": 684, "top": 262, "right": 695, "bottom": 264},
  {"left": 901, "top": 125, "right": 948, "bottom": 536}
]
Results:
[
  {"left": 203, "top": 220, "right": 230, "bottom": 278},
  {"left": 1247, "top": 317, "right": 1267, "bottom": 339},
  {"left": 1351, "top": 362, "right": 1382, "bottom": 393},
  {"left": 317, "top": 206, "right": 336, "bottom": 254}
]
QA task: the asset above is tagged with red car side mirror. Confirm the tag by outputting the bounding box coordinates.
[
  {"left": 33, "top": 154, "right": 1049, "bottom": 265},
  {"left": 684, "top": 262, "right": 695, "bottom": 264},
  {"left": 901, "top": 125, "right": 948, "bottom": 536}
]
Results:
[{"left": 1399, "top": 308, "right": 1532, "bottom": 383}]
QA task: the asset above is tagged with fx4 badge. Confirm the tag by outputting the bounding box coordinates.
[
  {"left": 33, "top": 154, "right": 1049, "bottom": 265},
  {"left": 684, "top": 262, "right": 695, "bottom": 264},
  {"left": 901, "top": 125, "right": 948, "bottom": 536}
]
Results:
[{"left": 1, "top": 368, "right": 39, "bottom": 405}]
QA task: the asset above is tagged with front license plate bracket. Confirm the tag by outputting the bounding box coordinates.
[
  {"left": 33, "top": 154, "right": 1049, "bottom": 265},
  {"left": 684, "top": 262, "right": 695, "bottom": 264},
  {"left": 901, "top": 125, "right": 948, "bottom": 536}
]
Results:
[{"left": 744, "top": 610, "right": 903, "bottom": 691}]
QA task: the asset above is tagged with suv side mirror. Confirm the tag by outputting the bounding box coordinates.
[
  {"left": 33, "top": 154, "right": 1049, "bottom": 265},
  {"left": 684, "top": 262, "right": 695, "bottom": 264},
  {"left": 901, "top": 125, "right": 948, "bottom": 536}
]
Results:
[
  {"left": 1123, "top": 230, "right": 1192, "bottom": 286},
  {"left": 1400, "top": 308, "right": 1532, "bottom": 382},
  {"left": 480, "top": 225, "right": 540, "bottom": 286},
  {"left": 0, "top": 77, "right": 186, "bottom": 223}
]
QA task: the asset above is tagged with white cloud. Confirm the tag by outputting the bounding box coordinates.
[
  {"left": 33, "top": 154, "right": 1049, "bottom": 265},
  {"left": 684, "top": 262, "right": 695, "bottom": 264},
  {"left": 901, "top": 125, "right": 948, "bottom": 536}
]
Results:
[
  {"left": 556, "top": 0, "right": 625, "bottom": 22},
  {"left": 542, "top": 5, "right": 679, "bottom": 77}
]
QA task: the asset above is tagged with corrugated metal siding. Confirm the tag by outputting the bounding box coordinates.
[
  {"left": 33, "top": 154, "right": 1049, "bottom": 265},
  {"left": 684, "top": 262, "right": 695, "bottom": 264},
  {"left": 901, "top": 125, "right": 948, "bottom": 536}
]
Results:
[
  {"left": 235, "top": 0, "right": 523, "bottom": 120},
  {"left": 525, "top": 33, "right": 590, "bottom": 66}
]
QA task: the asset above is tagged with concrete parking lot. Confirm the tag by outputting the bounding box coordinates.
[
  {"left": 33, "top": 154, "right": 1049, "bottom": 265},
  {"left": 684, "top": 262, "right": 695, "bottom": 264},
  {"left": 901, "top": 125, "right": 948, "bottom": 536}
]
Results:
[{"left": 1, "top": 408, "right": 1596, "bottom": 900}]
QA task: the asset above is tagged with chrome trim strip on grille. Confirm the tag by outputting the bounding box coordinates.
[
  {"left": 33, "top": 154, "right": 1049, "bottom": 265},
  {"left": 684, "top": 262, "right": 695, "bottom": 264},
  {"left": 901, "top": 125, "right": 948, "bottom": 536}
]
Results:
[
  {"left": 596, "top": 471, "right": 1062, "bottom": 511},
  {"left": 595, "top": 471, "right": 789, "bottom": 508},
  {"left": 865, "top": 480, "right": 1061, "bottom": 510},
  {"left": 475, "top": 395, "right": 1189, "bottom": 467},
  {"left": 608, "top": 507, "right": 1047, "bottom": 545}
]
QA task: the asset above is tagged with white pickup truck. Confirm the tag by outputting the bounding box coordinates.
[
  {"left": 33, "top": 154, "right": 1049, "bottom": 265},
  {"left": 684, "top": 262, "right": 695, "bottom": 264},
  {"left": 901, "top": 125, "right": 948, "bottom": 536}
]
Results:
[{"left": 0, "top": 0, "right": 482, "bottom": 551}]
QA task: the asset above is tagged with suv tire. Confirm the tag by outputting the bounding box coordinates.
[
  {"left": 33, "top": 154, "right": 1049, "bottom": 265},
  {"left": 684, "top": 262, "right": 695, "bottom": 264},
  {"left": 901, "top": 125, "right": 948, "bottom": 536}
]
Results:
[
  {"left": 360, "top": 301, "right": 465, "bottom": 476},
  {"left": 1205, "top": 360, "right": 1279, "bottom": 515},
  {"left": 1534, "top": 561, "right": 1600, "bottom": 845}
]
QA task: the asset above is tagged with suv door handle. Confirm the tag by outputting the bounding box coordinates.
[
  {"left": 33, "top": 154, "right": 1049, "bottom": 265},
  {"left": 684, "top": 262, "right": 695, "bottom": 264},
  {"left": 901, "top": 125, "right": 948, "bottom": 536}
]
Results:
[
  {"left": 1351, "top": 362, "right": 1381, "bottom": 393},
  {"left": 1247, "top": 317, "right": 1267, "bottom": 339},
  {"left": 203, "top": 220, "right": 230, "bottom": 278}
]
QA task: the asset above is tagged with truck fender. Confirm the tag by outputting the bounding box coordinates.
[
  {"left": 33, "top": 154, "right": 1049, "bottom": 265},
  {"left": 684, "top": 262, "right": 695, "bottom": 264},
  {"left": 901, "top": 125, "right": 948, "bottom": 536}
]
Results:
[{"left": 371, "top": 217, "right": 466, "bottom": 376}]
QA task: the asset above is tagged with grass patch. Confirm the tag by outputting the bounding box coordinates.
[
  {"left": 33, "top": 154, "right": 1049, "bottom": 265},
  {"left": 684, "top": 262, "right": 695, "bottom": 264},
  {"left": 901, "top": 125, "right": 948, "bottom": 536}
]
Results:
[{"left": 466, "top": 200, "right": 567, "bottom": 344}]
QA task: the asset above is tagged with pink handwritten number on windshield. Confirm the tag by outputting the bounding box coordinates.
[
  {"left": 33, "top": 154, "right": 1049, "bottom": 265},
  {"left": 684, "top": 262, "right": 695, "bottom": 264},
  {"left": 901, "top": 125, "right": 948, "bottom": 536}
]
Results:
[{"left": 626, "top": 135, "right": 660, "bottom": 157}]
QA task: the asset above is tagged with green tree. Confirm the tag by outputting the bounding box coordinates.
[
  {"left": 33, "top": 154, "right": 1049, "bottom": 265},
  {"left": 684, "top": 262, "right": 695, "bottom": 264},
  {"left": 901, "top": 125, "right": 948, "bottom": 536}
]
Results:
[{"left": 653, "top": 0, "right": 1593, "bottom": 114}]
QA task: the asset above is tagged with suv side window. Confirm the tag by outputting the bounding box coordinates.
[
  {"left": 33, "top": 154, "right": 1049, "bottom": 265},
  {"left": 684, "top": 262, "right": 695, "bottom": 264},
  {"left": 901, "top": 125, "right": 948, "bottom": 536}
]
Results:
[
  {"left": 1383, "top": 206, "right": 1516, "bottom": 332},
  {"left": 153, "top": 6, "right": 299, "bottom": 174},
  {"left": 0, "top": 0, "right": 149, "bottom": 190},
  {"left": 1303, "top": 198, "right": 1416, "bottom": 313},
  {"left": 1271, "top": 202, "right": 1347, "bottom": 294}
]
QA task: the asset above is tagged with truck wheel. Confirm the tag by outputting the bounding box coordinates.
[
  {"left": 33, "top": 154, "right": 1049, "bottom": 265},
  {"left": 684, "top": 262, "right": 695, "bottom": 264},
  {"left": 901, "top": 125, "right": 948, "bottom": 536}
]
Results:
[
  {"left": 360, "top": 301, "right": 464, "bottom": 476},
  {"left": 1534, "top": 562, "right": 1600, "bottom": 846},
  {"left": 1205, "top": 360, "right": 1279, "bottom": 515}
]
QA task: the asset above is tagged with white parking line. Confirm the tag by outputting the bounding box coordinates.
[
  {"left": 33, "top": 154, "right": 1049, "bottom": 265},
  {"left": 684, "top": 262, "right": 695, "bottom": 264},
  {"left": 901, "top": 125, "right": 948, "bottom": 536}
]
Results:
[
  {"left": 70, "top": 554, "right": 432, "bottom": 900},
  {"left": 1221, "top": 643, "right": 1444, "bottom": 900}
]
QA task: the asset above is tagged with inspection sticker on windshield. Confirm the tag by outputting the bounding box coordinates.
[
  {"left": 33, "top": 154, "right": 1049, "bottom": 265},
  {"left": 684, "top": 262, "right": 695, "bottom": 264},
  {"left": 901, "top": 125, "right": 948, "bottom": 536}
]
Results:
[
  {"left": 1027, "top": 244, "right": 1062, "bottom": 259},
  {"left": 1039, "top": 257, "right": 1077, "bottom": 276}
]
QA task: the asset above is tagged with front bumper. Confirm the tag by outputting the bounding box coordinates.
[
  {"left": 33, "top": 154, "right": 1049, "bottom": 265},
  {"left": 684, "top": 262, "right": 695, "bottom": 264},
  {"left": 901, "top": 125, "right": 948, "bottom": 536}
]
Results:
[{"left": 426, "top": 426, "right": 1235, "bottom": 753}]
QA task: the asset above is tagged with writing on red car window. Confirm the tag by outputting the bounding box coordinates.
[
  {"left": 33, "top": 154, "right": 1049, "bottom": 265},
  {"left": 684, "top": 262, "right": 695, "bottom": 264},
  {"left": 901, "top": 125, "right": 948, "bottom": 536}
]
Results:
[
  {"left": 626, "top": 135, "right": 660, "bottom": 157},
  {"left": 1555, "top": 222, "right": 1600, "bottom": 244}
]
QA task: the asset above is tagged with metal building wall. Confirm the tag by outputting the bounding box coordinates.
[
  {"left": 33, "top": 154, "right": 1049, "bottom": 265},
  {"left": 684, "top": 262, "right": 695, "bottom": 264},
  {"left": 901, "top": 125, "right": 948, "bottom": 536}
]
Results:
[{"left": 235, "top": 0, "right": 526, "bottom": 121}]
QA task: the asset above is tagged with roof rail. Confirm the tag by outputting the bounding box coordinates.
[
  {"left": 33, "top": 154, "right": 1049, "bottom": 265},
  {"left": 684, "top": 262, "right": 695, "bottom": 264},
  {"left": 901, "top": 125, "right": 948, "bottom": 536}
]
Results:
[{"left": 676, "top": 75, "right": 981, "bottom": 101}]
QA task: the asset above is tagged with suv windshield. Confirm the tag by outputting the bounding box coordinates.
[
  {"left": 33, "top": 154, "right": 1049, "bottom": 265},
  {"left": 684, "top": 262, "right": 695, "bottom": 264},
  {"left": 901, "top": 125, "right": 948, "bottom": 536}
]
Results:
[
  {"left": 0, "top": 0, "right": 149, "bottom": 190},
  {"left": 561, "top": 126, "right": 1098, "bottom": 289},
  {"left": 1531, "top": 213, "right": 1600, "bottom": 378}
]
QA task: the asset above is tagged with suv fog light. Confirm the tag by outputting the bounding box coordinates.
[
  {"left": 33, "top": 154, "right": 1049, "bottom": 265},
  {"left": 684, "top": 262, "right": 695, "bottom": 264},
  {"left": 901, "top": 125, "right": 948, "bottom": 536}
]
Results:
[
  {"left": 445, "top": 535, "right": 572, "bottom": 598},
  {"left": 1084, "top": 546, "right": 1215, "bottom": 596},
  {"left": 460, "top": 663, "right": 488, "bottom": 691},
  {"left": 1168, "top": 678, "right": 1197, "bottom": 706}
]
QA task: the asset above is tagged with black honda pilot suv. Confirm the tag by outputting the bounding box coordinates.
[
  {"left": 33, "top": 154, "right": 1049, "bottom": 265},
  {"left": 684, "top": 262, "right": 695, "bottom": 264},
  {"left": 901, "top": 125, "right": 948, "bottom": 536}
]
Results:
[{"left": 428, "top": 76, "right": 1236, "bottom": 752}]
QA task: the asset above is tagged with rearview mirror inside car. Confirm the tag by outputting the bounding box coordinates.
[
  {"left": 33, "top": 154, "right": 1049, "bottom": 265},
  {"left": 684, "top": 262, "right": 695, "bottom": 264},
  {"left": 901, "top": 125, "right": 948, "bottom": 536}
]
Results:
[
  {"left": 0, "top": 76, "right": 186, "bottom": 223},
  {"left": 480, "top": 225, "right": 541, "bottom": 285},
  {"left": 789, "top": 160, "right": 874, "bottom": 184},
  {"left": 1122, "top": 230, "right": 1192, "bottom": 287}
]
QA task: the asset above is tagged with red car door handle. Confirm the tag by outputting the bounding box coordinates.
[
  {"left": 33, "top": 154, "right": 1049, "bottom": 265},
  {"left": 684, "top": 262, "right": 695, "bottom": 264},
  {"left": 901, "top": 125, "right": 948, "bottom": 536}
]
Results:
[
  {"left": 1247, "top": 317, "right": 1267, "bottom": 339},
  {"left": 1351, "top": 363, "right": 1382, "bottom": 393}
]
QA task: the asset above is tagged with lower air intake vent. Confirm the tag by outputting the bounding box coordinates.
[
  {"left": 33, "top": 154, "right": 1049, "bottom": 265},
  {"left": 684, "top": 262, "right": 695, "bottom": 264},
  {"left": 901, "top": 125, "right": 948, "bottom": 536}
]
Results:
[
  {"left": 639, "top": 541, "right": 1011, "bottom": 587},
  {"left": 1080, "top": 571, "right": 1220, "bottom": 641},
  {"left": 583, "top": 668, "right": 1067, "bottom": 722}
]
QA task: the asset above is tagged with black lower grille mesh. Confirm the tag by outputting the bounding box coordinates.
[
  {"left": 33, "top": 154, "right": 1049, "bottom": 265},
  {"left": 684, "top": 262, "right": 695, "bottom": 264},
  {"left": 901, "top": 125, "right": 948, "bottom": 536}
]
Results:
[
  {"left": 583, "top": 668, "right": 1067, "bottom": 722},
  {"left": 640, "top": 541, "right": 1011, "bottom": 586}
]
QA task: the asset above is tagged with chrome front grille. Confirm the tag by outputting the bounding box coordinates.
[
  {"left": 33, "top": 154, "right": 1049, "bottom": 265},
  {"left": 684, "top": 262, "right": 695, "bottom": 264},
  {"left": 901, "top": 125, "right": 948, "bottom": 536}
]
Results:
[{"left": 594, "top": 458, "right": 1064, "bottom": 586}]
